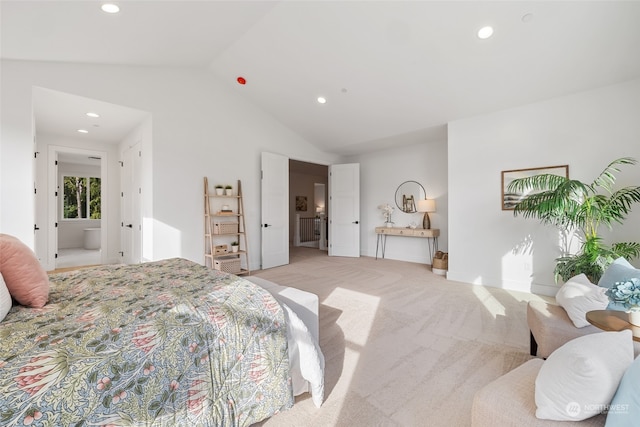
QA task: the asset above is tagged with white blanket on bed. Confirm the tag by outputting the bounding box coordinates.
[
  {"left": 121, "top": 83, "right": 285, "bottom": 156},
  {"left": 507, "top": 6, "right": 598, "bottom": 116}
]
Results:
[{"left": 281, "top": 303, "right": 325, "bottom": 407}]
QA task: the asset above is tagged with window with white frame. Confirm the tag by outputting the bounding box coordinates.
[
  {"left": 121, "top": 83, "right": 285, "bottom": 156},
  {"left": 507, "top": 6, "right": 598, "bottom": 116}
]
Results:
[{"left": 62, "top": 175, "right": 101, "bottom": 219}]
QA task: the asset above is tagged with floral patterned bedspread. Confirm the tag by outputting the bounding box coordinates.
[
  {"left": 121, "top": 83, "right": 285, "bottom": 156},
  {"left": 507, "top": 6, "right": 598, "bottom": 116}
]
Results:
[{"left": 0, "top": 258, "right": 293, "bottom": 426}]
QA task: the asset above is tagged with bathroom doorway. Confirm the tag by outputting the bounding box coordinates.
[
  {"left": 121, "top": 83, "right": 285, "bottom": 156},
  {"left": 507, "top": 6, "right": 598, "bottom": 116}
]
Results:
[{"left": 52, "top": 148, "right": 107, "bottom": 269}]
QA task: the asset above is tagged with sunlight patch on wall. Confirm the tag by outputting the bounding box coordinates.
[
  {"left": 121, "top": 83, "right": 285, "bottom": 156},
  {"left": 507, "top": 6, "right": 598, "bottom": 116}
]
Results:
[
  {"left": 501, "top": 251, "right": 533, "bottom": 289},
  {"left": 143, "top": 217, "right": 154, "bottom": 261},
  {"left": 143, "top": 218, "right": 182, "bottom": 261}
]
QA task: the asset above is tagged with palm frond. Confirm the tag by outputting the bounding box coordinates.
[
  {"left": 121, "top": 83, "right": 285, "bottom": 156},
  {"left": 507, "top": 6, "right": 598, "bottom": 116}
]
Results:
[
  {"left": 507, "top": 173, "right": 567, "bottom": 194},
  {"left": 592, "top": 157, "right": 637, "bottom": 193}
]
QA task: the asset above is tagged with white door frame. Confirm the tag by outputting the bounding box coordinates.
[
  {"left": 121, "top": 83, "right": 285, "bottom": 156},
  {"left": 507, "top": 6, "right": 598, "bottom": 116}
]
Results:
[{"left": 47, "top": 145, "right": 108, "bottom": 270}]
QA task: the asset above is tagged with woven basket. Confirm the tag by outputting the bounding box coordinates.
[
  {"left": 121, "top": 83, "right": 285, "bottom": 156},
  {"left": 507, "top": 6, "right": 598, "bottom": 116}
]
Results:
[
  {"left": 432, "top": 251, "right": 448, "bottom": 270},
  {"left": 213, "top": 221, "right": 238, "bottom": 235},
  {"left": 214, "top": 257, "right": 241, "bottom": 274}
]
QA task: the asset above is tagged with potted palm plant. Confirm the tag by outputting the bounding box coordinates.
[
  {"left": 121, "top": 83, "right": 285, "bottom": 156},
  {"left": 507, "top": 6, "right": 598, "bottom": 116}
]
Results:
[{"left": 508, "top": 157, "right": 640, "bottom": 283}]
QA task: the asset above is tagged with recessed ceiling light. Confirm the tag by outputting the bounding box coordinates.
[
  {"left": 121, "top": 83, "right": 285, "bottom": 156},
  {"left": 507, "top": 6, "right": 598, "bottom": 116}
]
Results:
[
  {"left": 101, "top": 4, "right": 120, "bottom": 14},
  {"left": 477, "top": 26, "right": 494, "bottom": 39},
  {"left": 77, "top": 129, "right": 89, "bottom": 134},
  {"left": 86, "top": 112, "right": 100, "bottom": 118},
  {"left": 317, "top": 97, "right": 327, "bottom": 104}
]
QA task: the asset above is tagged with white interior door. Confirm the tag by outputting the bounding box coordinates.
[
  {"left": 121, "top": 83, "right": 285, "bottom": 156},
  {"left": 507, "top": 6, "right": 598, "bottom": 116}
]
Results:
[
  {"left": 329, "top": 163, "right": 360, "bottom": 257},
  {"left": 261, "top": 152, "right": 289, "bottom": 269},
  {"left": 121, "top": 143, "right": 142, "bottom": 264}
]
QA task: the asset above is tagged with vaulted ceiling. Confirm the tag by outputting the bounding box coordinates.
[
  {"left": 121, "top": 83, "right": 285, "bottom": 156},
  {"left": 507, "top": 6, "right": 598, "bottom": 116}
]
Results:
[{"left": 3, "top": 1, "right": 640, "bottom": 155}]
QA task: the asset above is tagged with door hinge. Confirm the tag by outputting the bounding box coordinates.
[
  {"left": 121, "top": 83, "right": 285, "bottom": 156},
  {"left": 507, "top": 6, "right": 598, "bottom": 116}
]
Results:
[
  {"left": 55, "top": 222, "right": 58, "bottom": 228},
  {"left": 55, "top": 160, "right": 58, "bottom": 166},
  {"left": 54, "top": 253, "right": 58, "bottom": 259}
]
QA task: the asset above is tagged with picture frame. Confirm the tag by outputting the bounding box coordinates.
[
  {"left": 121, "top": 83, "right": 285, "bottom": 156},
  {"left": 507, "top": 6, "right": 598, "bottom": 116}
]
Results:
[
  {"left": 501, "top": 165, "right": 569, "bottom": 210},
  {"left": 295, "top": 196, "right": 307, "bottom": 211}
]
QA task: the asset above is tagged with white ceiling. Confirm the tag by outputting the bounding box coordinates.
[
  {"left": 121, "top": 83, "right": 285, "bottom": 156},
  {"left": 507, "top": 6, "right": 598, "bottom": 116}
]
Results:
[
  {"left": 33, "top": 87, "right": 150, "bottom": 144},
  {"left": 3, "top": 1, "right": 640, "bottom": 155}
]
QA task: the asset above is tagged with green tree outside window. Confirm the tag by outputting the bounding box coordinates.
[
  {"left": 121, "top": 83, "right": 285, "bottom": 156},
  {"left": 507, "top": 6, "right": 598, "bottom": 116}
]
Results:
[{"left": 63, "top": 176, "right": 101, "bottom": 219}]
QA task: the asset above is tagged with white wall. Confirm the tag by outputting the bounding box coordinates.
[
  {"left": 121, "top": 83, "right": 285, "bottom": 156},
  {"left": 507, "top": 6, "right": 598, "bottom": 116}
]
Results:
[
  {"left": 1, "top": 59, "right": 341, "bottom": 270},
  {"left": 448, "top": 78, "right": 640, "bottom": 295},
  {"left": 349, "top": 139, "right": 448, "bottom": 265}
]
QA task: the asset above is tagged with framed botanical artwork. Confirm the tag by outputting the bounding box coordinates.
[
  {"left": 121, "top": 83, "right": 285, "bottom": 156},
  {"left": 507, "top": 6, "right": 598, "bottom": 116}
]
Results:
[
  {"left": 295, "top": 196, "right": 307, "bottom": 211},
  {"left": 501, "top": 165, "right": 569, "bottom": 210}
]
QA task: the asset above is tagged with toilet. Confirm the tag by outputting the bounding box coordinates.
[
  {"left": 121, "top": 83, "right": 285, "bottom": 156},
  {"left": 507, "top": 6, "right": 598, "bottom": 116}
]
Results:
[{"left": 83, "top": 228, "right": 101, "bottom": 250}]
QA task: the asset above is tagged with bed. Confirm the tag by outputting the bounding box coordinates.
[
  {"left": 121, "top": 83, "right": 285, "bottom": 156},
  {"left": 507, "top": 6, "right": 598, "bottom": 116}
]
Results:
[{"left": 0, "top": 257, "right": 323, "bottom": 426}]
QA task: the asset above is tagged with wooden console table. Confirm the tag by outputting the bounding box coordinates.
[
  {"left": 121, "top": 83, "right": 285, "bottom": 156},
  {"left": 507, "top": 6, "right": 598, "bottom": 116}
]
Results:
[{"left": 375, "top": 227, "right": 440, "bottom": 263}]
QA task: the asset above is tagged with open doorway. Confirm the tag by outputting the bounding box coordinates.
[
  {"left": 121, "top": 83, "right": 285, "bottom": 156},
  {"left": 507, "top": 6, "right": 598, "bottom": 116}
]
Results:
[
  {"left": 289, "top": 159, "right": 328, "bottom": 255},
  {"left": 262, "top": 153, "right": 360, "bottom": 270},
  {"left": 54, "top": 150, "right": 105, "bottom": 269}
]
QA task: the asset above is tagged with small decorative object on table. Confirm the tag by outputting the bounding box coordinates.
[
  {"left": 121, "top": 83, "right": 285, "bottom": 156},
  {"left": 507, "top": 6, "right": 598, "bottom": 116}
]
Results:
[
  {"left": 605, "top": 278, "right": 640, "bottom": 326},
  {"left": 378, "top": 203, "right": 394, "bottom": 228}
]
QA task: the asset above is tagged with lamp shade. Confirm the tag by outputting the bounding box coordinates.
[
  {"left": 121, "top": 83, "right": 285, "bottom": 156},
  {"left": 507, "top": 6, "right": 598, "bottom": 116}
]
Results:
[{"left": 417, "top": 199, "right": 436, "bottom": 213}]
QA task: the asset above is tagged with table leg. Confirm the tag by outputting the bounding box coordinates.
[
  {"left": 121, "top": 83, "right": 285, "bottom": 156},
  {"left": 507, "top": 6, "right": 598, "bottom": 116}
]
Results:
[{"left": 427, "top": 237, "right": 438, "bottom": 264}]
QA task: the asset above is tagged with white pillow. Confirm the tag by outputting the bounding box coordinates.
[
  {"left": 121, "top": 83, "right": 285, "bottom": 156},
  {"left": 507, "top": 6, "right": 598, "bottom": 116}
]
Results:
[
  {"left": 535, "top": 330, "right": 634, "bottom": 421},
  {"left": 0, "top": 272, "right": 12, "bottom": 321},
  {"left": 555, "top": 273, "right": 610, "bottom": 328}
]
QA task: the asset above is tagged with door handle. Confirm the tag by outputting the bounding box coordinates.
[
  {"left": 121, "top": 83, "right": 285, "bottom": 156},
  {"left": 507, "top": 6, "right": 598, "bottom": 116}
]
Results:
[
  {"left": 353, "top": 220, "right": 359, "bottom": 224},
  {"left": 125, "top": 224, "right": 133, "bottom": 228},
  {"left": 263, "top": 224, "right": 271, "bottom": 228}
]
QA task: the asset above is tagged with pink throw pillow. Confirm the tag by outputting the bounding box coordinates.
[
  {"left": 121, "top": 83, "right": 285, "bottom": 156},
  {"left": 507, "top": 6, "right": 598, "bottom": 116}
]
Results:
[{"left": 0, "top": 234, "right": 49, "bottom": 308}]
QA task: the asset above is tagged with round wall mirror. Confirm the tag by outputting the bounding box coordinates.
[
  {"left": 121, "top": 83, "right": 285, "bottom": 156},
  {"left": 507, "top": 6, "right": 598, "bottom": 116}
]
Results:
[{"left": 395, "top": 181, "right": 426, "bottom": 213}]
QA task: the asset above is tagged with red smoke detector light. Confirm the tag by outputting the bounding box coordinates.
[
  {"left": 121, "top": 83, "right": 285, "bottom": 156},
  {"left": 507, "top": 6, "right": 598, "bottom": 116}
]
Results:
[{"left": 237, "top": 77, "right": 246, "bottom": 85}]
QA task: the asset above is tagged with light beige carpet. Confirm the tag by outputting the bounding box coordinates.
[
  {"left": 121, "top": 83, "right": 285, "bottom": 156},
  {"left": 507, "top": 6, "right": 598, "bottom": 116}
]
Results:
[{"left": 253, "top": 247, "right": 551, "bottom": 427}]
